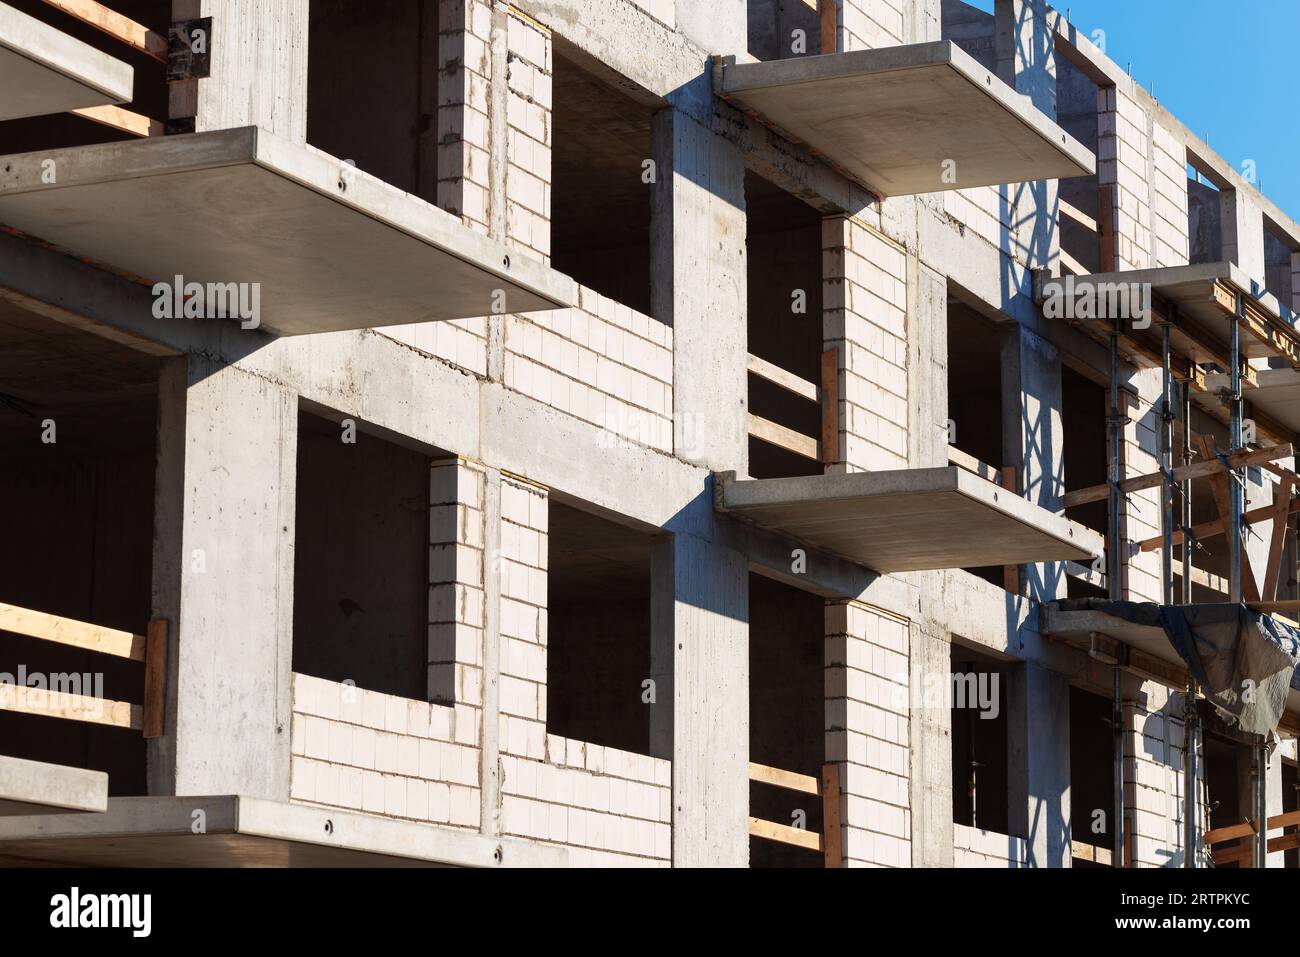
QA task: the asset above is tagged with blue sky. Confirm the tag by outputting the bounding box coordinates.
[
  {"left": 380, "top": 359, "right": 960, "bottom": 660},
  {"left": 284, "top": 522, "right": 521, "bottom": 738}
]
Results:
[{"left": 963, "top": 0, "right": 1300, "bottom": 221}]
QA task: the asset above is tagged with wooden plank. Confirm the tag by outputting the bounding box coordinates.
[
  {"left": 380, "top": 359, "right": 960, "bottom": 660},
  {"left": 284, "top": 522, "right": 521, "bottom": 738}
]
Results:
[
  {"left": 0, "top": 603, "right": 144, "bottom": 660},
  {"left": 1262, "top": 476, "right": 1296, "bottom": 601},
  {"left": 142, "top": 618, "right": 167, "bottom": 740},
  {"left": 948, "top": 445, "right": 1002, "bottom": 484},
  {"left": 747, "top": 354, "right": 819, "bottom": 403},
  {"left": 818, "top": 0, "right": 836, "bottom": 55},
  {"left": 748, "top": 412, "right": 820, "bottom": 462},
  {"left": 1071, "top": 840, "right": 1113, "bottom": 866},
  {"left": 749, "top": 816, "right": 823, "bottom": 852},
  {"left": 749, "top": 761, "right": 821, "bottom": 796},
  {"left": 1246, "top": 600, "right": 1300, "bottom": 615},
  {"left": 70, "top": 105, "right": 163, "bottom": 138},
  {"left": 820, "top": 348, "right": 838, "bottom": 466},
  {"left": 821, "top": 763, "right": 842, "bottom": 868},
  {"left": 1058, "top": 246, "right": 1090, "bottom": 278},
  {"left": 0, "top": 684, "right": 141, "bottom": 731},
  {"left": 41, "top": 0, "right": 168, "bottom": 61},
  {"left": 1211, "top": 832, "right": 1300, "bottom": 866},
  {"left": 1195, "top": 435, "right": 1260, "bottom": 602},
  {"left": 1059, "top": 198, "right": 1099, "bottom": 233},
  {"left": 1138, "top": 494, "right": 1300, "bottom": 551},
  {"left": 1061, "top": 442, "right": 1294, "bottom": 508},
  {"left": 1206, "top": 809, "right": 1300, "bottom": 847}
]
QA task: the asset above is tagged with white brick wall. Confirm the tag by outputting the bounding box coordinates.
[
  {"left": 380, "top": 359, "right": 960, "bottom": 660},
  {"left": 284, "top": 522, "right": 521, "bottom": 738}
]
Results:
[
  {"left": 1122, "top": 382, "right": 1163, "bottom": 603},
  {"left": 505, "top": 11, "right": 552, "bottom": 262},
  {"left": 823, "top": 216, "right": 909, "bottom": 472},
  {"left": 429, "top": 458, "right": 487, "bottom": 706},
  {"left": 1152, "top": 121, "right": 1190, "bottom": 268},
  {"left": 1124, "top": 682, "right": 1202, "bottom": 868},
  {"left": 953, "top": 822, "right": 1029, "bottom": 867},
  {"left": 495, "top": 475, "right": 672, "bottom": 864},
  {"left": 290, "top": 673, "right": 481, "bottom": 829},
  {"left": 826, "top": 600, "right": 912, "bottom": 866},
  {"left": 505, "top": 285, "right": 673, "bottom": 452},
  {"left": 836, "top": 0, "right": 904, "bottom": 52},
  {"left": 1099, "top": 85, "right": 1152, "bottom": 271}
]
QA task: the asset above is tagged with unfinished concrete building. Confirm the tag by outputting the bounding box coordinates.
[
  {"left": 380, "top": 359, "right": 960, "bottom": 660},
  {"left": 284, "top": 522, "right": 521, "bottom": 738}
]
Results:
[{"left": 0, "top": 0, "right": 1297, "bottom": 868}]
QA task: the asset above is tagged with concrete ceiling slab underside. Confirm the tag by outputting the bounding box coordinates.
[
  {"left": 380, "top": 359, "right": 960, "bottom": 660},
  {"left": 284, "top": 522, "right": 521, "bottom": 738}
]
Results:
[
  {"left": 715, "top": 466, "right": 1103, "bottom": 573},
  {"left": 716, "top": 40, "right": 1095, "bottom": 198},
  {"left": 0, "top": 127, "right": 577, "bottom": 336},
  {"left": 0, "top": 795, "right": 570, "bottom": 866},
  {"left": 0, "top": 1, "right": 133, "bottom": 122}
]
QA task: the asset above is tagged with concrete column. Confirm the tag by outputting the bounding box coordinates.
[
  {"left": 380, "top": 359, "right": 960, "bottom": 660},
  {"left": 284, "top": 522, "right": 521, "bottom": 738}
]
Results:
[
  {"left": 650, "top": 488, "right": 749, "bottom": 867},
  {"left": 675, "top": 0, "right": 746, "bottom": 56},
  {"left": 650, "top": 91, "right": 748, "bottom": 473},
  {"left": 1000, "top": 324, "right": 1066, "bottom": 602},
  {"left": 171, "top": 0, "right": 309, "bottom": 140},
  {"left": 1007, "top": 661, "right": 1071, "bottom": 867},
  {"left": 1265, "top": 746, "right": 1285, "bottom": 867},
  {"left": 908, "top": 623, "right": 953, "bottom": 866},
  {"left": 909, "top": 262, "right": 948, "bottom": 469},
  {"left": 994, "top": 0, "right": 1058, "bottom": 273},
  {"left": 149, "top": 356, "right": 298, "bottom": 799},
  {"left": 1220, "top": 190, "right": 1267, "bottom": 280}
]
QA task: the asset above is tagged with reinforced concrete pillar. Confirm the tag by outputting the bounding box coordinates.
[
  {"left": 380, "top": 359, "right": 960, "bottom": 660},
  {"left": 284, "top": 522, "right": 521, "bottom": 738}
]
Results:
[
  {"left": 650, "top": 487, "right": 749, "bottom": 867},
  {"left": 1007, "top": 661, "right": 1071, "bottom": 867},
  {"left": 650, "top": 89, "right": 748, "bottom": 473},
  {"left": 149, "top": 356, "right": 298, "bottom": 799}
]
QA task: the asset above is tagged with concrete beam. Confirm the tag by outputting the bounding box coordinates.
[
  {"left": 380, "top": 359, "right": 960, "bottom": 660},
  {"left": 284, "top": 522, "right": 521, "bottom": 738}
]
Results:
[{"left": 0, "top": 756, "right": 107, "bottom": 816}]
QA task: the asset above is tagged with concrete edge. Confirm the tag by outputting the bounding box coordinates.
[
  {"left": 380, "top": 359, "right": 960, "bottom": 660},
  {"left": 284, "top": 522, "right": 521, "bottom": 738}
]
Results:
[
  {"left": 0, "top": 755, "right": 108, "bottom": 815},
  {"left": 0, "top": 1, "right": 134, "bottom": 106}
]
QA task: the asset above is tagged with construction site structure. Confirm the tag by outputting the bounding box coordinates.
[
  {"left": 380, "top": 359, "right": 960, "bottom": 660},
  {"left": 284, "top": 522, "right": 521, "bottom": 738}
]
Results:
[{"left": 0, "top": 0, "right": 1298, "bottom": 868}]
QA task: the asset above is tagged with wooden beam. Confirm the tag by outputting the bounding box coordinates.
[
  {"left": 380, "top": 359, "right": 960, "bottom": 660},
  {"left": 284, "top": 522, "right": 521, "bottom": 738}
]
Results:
[
  {"left": 1071, "top": 840, "right": 1113, "bottom": 866},
  {"left": 817, "top": 0, "right": 836, "bottom": 55},
  {"left": 748, "top": 413, "right": 820, "bottom": 462},
  {"left": 1263, "top": 476, "right": 1296, "bottom": 601},
  {"left": 747, "top": 354, "right": 819, "bottom": 403},
  {"left": 142, "top": 618, "right": 167, "bottom": 740},
  {"left": 71, "top": 105, "right": 164, "bottom": 138},
  {"left": 948, "top": 446, "right": 1002, "bottom": 484},
  {"left": 1061, "top": 443, "right": 1294, "bottom": 508},
  {"left": 820, "top": 348, "right": 838, "bottom": 466},
  {"left": 748, "top": 761, "right": 821, "bottom": 796},
  {"left": 41, "top": 0, "right": 168, "bottom": 62},
  {"left": 749, "top": 816, "right": 822, "bottom": 852},
  {"left": 1211, "top": 832, "right": 1300, "bottom": 866},
  {"left": 0, "top": 684, "right": 141, "bottom": 731},
  {"left": 1195, "top": 434, "right": 1260, "bottom": 601},
  {"left": 821, "top": 763, "right": 842, "bottom": 868},
  {"left": 1138, "top": 492, "right": 1300, "bottom": 551},
  {"left": 0, "top": 602, "right": 145, "bottom": 661},
  {"left": 1059, "top": 198, "right": 1098, "bottom": 233}
]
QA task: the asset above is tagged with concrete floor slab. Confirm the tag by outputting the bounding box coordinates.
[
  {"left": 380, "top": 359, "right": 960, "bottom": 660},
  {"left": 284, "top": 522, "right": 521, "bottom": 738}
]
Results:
[
  {"left": 0, "top": 796, "right": 570, "bottom": 866},
  {"left": 0, "top": 1, "right": 133, "bottom": 121},
  {"left": 1208, "top": 367, "right": 1300, "bottom": 435},
  {"left": 716, "top": 41, "right": 1094, "bottom": 197},
  {"left": 715, "top": 466, "right": 1102, "bottom": 573},
  {"left": 0, "top": 755, "right": 107, "bottom": 816},
  {"left": 0, "top": 128, "right": 576, "bottom": 336}
]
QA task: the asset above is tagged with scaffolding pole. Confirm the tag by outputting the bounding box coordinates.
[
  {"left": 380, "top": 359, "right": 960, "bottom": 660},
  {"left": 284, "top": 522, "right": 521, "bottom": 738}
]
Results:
[
  {"left": 1180, "top": 373, "right": 1198, "bottom": 868},
  {"left": 1255, "top": 743, "right": 1268, "bottom": 868},
  {"left": 1108, "top": 327, "right": 1125, "bottom": 867},
  {"left": 1229, "top": 293, "right": 1245, "bottom": 604},
  {"left": 1161, "top": 321, "right": 1175, "bottom": 605}
]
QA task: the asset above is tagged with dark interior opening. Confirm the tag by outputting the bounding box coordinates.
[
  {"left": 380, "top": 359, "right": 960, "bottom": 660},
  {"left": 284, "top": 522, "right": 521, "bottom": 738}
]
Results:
[
  {"left": 1204, "top": 729, "right": 1250, "bottom": 868},
  {"left": 1056, "top": 53, "right": 1102, "bottom": 276},
  {"left": 1187, "top": 165, "right": 1222, "bottom": 266},
  {"left": 1069, "top": 685, "right": 1114, "bottom": 864},
  {"left": 1263, "top": 223, "right": 1295, "bottom": 312},
  {"left": 749, "top": 573, "right": 824, "bottom": 867},
  {"left": 0, "top": 302, "right": 158, "bottom": 795},
  {"left": 546, "top": 501, "right": 655, "bottom": 757},
  {"left": 307, "top": 0, "right": 439, "bottom": 203},
  {"left": 1062, "top": 362, "right": 1108, "bottom": 598},
  {"left": 0, "top": 1, "right": 171, "bottom": 152},
  {"left": 292, "top": 409, "right": 430, "bottom": 700},
  {"left": 951, "top": 643, "right": 1010, "bottom": 835},
  {"left": 746, "top": 0, "right": 824, "bottom": 62},
  {"left": 746, "top": 170, "right": 824, "bottom": 480},
  {"left": 948, "top": 300, "right": 1007, "bottom": 588},
  {"left": 550, "top": 50, "right": 654, "bottom": 315}
]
